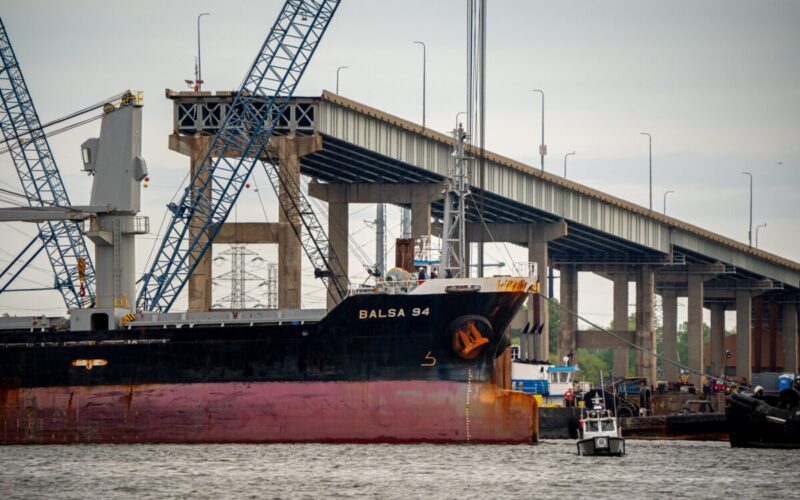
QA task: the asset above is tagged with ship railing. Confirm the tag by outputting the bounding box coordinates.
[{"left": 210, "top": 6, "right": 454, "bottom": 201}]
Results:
[{"left": 349, "top": 279, "right": 421, "bottom": 296}]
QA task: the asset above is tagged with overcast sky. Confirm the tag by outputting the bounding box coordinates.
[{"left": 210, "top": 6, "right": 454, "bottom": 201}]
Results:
[{"left": 1, "top": 0, "right": 798, "bottom": 325}]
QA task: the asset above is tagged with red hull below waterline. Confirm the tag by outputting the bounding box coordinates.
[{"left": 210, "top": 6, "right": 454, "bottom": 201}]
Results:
[{"left": 1, "top": 381, "right": 538, "bottom": 444}]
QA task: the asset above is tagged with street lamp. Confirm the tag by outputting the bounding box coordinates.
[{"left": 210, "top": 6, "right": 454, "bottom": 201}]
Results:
[
  {"left": 755, "top": 223, "right": 767, "bottom": 248},
  {"left": 663, "top": 190, "right": 674, "bottom": 215},
  {"left": 742, "top": 171, "right": 753, "bottom": 246},
  {"left": 413, "top": 41, "right": 426, "bottom": 128},
  {"left": 640, "top": 132, "right": 652, "bottom": 210},
  {"left": 533, "top": 89, "right": 545, "bottom": 171},
  {"left": 455, "top": 111, "right": 467, "bottom": 130},
  {"left": 336, "top": 66, "right": 349, "bottom": 94},
  {"left": 563, "top": 151, "right": 575, "bottom": 178},
  {"left": 196, "top": 13, "right": 210, "bottom": 91}
]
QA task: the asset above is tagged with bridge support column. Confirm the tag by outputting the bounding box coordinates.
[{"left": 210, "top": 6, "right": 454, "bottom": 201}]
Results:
[
  {"left": 784, "top": 301, "right": 798, "bottom": 373},
  {"left": 526, "top": 237, "right": 547, "bottom": 361},
  {"left": 169, "top": 134, "right": 213, "bottom": 312},
  {"left": 411, "top": 200, "right": 431, "bottom": 242},
  {"left": 527, "top": 221, "right": 568, "bottom": 361},
  {"left": 710, "top": 303, "right": 726, "bottom": 377},
  {"left": 662, "top": 289, "right": 679, "bottom": 382},
  {"left": 275, "top": 135, "right": 322, "bottom": 309},
  {"left": 736, "top": 290, "right": 753, "bottom": 383},
  {"left": 309, "top": 182, "right": 444, "bottom": 308},
  {"left": 309, "top": 182, "right": 442, "bottom": 262},
  {"left": 687, "top": 274, "right": 705, "bottom": 387},
  {"left": 169, "top": 133, "right": 320, "bottom": 312},
  {"left": 559, "top": 264, "right": 578, "bottom": 363},
  {"left": 169, "top": 135, "right": 213, "bottom": 312},
  {"left": 635, "top": 265, "right": 656, "bottom": 383},
  {"left": 612, "top": 273, "right": 630, "bottom": 378},
  {"left": 327, "top": 199, "right": 349, "bottom": 310}
]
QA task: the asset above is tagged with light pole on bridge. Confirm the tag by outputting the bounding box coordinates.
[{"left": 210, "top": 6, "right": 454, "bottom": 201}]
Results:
[
  {"left": 742, "top": 171, "right": 753, "bottom": 247},
  {"left": 563, "top": 151, "right": 575, "bottom": 178},
  {"left": 196, "top": 13, "right": 210, "bottom": 91},
  {"left": 533, "top": 89, "right": 545, "bottom": 171},
  {"left": 413, "top": 41, "right": 426, "bottom": 128},
  {"left": 663, "top": 190, "right": 674, "bottom": 215},
  {"left": 640, "top": 132, "right": 652, "bottom": 211},
  {"left": 756, "top": 223, "right": 767, "bottom": 248},
  {"left": 336, "top": 66, "right": 349, "bottom": 94}
]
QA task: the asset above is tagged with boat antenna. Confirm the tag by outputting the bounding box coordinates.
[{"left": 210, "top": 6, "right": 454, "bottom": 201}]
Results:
[{"left": 599, "top": 369, "right": 605, "bottom": 409}]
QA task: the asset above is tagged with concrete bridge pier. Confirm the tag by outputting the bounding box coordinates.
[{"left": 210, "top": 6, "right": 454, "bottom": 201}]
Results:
[
  {"left": 657, "top": 264, "right": 727, "bottom": 383},
  {"left": 558, "top": 264, "right": 578, "bottom": 364},
  {"left": 326, "top": 197, "right": 349, "bottom": 309},
  {"left": 709, "top": 303, "right": 726, "bottom": 377},
  {"left": 169, "top": 133, "right": 321, "bottom": 311},
  {"left": 784, "top": 300, "right": 798, "bottom": 373},
  {"left": 736, "top": 289, "right": 753, "bottom": 383},
  {"left": 686, "top": 274, "right": 705, "bottom": 387},
  {"left": 635, "top": 265, "right": 656, "bottom": 383},
  {"left": 168, "top": 134, "right": 214, "bottom": 312},
  {"left": 462, "top": 221, "right": 567, "bottom": 361},
  {"left": 661, "top": 289, "right": 679, "bottom": 381},
  {"left": 528, "top": 222, "right": 569, "bottom": 361},
  {"left": 276, "top": 134, "right": 323, "bottom": 309},
  {"left": 308, "top": 182, "right": 443, "bottom": 309},
  {"left": 612, "top": 273, "right": 631, "bottom": 378}
]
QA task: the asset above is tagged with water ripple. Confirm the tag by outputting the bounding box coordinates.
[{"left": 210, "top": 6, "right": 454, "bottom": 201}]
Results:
[{"left": 1, "top": 440, "right": 798, "bottom": 499}]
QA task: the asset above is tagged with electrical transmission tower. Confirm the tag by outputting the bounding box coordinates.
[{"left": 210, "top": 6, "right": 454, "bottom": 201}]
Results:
[
  {"left": 263, "top": 262, "right": 277, "bottom": 309},
  {"left": 214, "top": 245, "right": 263, "bottom": 310}
]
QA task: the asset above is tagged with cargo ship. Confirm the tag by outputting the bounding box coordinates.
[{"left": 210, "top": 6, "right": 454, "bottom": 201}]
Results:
[
  {"left": 0, "top": 277, "right": 538, "bottom": 444},
  {"left": 0, "top": 85, "right": 540, "bottom": 446},
  {"left": 0, "top": 97, "right": 538, "bottom": 445},
  {"left": 0, "top": 4, "right": 538, "bottom": 445}
]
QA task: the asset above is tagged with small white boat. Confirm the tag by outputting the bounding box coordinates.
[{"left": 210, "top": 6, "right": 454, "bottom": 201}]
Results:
[{"left": 576, "top": 395, "right": 626, "bottom": 456}]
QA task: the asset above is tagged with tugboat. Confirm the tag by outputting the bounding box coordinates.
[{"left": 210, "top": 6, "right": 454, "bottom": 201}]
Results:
[
  {"left": 577, "top": 394, "right": 626, "bottom": 456},
  {"left": 726, "top": 375, "right": 800, "bottom": 449}
]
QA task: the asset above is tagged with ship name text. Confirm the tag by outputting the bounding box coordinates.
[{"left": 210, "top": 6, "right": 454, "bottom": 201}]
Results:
[{"left": 358, "top": 307, "right": 430, "bottom": 320}]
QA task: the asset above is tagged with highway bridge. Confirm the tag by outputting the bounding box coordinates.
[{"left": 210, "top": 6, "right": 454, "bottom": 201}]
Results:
[{"left": 167, "top": 89, "right": 799, "bottom": 386}]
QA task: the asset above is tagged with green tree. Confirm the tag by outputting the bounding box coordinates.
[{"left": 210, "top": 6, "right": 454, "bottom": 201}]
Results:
[
  {"left": 548, "top": 298, "right": 560, "bottom": 355},
  {"left": 576, "top": 348, "right": 612, "bottom": 385},
  {"left": 673, "top": 321, "right": 710, "bottom": 370}
]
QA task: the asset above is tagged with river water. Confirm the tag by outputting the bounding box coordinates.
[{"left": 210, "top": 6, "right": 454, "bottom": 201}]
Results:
[{"left": 1, "top": 440, "right": 798, "bottom": 499}]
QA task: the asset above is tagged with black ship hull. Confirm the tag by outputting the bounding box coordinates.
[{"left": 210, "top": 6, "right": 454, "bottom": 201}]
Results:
[
  {"left": 726, "top": 390, "right": 800, "bottom": 448},
  {"left": 0, "top": 279, "right": 540, "bottom": 444}
]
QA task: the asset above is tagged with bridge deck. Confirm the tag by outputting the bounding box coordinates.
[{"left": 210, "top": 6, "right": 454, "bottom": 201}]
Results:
[{"left": 166, "top": 89, "right": 800, "bottom": 292}]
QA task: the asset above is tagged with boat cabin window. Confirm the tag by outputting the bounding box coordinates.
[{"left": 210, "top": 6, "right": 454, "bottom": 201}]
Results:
[
  {"left": 586, "top": 421, "right": 600, "bottom": 432},
  {"left": 600, "top": 420, "right": 615, "bottom": 432},
  {"left": 549, "top": 371, "right": 574, "bottom": 383}
]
